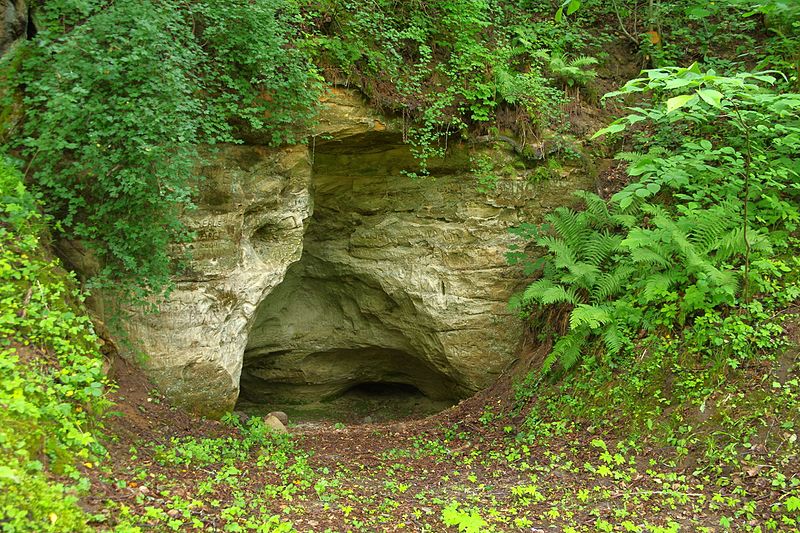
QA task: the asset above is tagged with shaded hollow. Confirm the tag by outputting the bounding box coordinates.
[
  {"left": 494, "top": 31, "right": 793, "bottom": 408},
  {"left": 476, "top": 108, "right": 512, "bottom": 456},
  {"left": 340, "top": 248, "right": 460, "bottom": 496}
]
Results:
[
  {"left": 239, "top": 256, "right": 463, "bottom": 405},
  {"left": 239, "top": 131, "right": 470, "bottom": 415}
]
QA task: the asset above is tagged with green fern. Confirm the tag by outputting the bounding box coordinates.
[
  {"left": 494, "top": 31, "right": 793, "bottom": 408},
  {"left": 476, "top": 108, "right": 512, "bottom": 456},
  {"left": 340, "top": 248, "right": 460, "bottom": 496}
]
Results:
[
  {"left": 542, "top": 52, "right": 598, "bottom": 88},
  {"left": 602, "top": 322, "right": 626, "bottom": 355},
  {"left": 520, "top": 280, "right": 581, "bottom": 306},
  {"left": 582, "top": 232, "right": 623, "bottom": 266},
  {"left": 592, "top": 265, "right": 636, "bottom": 301},
  {"left": 542, "top": 330, "right": 588, "bottom": 373},
  {"left": 569, "top": 304, "right": 613, "bottom": 330},
  {"left": 544, "top": 208, "right": 592, "bottom": 251}
]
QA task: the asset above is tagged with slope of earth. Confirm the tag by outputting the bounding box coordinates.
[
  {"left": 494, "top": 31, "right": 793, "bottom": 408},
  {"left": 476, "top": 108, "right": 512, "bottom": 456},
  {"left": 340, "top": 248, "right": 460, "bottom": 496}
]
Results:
[{"left": 84, "top": 351, "right": 799, "bottom": 533}]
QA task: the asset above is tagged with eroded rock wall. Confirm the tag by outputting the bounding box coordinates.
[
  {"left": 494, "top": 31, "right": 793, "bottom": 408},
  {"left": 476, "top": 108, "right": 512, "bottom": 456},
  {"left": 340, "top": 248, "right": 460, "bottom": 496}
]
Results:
[
  {"left": 113, "top": 89, "right": 595, "bottom": 416},
  {"left": 240, "top": 121, "right": 595, "bottom": 405},
  {"left": 116, "top": 146, "right": 313, "bottom": 417},
  {"left": 1, "top": 0, "right": 27, "bottom": 56}
]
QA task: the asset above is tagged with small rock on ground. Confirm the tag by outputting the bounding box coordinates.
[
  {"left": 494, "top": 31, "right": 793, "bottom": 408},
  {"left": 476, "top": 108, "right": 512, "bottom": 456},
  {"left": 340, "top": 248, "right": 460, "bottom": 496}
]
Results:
[
  {"left": 263, "top": 414, "right": 288, "bottom": 433},
  {"left": 268, "top": 411, "right": 289, "bottom": 425}
]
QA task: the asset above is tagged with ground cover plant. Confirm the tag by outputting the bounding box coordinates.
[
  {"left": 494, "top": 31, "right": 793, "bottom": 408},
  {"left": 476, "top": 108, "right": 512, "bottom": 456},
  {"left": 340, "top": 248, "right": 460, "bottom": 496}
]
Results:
[{"left": 0, "top": 158, "right": 109, "bottom": 530}]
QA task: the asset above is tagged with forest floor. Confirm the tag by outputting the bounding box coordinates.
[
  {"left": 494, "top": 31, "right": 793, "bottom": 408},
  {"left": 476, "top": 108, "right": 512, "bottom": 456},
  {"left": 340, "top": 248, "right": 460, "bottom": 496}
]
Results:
[{"left": 78, "top": 356, "right": 799, "bottom": 532}]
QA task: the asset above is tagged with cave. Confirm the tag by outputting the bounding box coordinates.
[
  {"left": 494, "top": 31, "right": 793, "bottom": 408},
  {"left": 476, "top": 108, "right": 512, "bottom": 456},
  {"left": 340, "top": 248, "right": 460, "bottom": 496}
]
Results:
[{"left": 237, "top": 132, "right": 466, "bottom": 420}]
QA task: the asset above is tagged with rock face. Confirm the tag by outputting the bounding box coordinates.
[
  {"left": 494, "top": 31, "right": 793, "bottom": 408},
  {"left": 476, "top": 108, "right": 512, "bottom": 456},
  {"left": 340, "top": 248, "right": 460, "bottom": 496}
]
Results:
[
  {"left": 114, "top": 89, "right": 595, "bottom": 416},
  {"left": 118, "top": 145, "right": 314, "bottom": 417},
  {"left": 1, "top": 0, "right": 27, "bottom": 56}
]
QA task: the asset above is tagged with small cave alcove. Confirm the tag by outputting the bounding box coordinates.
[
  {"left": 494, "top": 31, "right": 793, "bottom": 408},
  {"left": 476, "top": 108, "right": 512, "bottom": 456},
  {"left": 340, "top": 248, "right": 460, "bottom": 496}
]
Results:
[
  {"left": 236, "top": 131, "right": 468, "bottom": 423},
  {"left": 236, "top": 258, "right": 462, "bottom": 423}
]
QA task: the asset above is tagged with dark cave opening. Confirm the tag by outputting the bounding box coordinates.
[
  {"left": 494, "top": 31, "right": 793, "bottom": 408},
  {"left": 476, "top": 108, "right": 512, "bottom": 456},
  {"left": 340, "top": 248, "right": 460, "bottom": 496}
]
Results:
[{"left": 343, "top": 381, "right": 426, "bottom": 398}]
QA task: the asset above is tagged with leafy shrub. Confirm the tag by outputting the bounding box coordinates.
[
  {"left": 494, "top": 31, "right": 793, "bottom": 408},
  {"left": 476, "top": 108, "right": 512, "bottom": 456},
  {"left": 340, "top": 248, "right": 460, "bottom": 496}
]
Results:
[
  {"left": 189, "top": 0, "right": 322, "bottom": 145},
  {"left": 511, "top": 64, "right": 800, "bottom": 373},
  {"left": 3, "top": 0, "right": 321, "bottom": 299},
  {"left": 303, "top": 0, "right": 590, "bottom": 173},
  {"left": 0, "top": 157, "right": 109, "bottom": 530}
]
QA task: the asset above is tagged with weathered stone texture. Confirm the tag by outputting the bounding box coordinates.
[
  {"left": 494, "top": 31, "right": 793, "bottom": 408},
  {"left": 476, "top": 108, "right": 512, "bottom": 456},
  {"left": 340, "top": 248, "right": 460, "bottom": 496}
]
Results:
[
  {"left": 1, "top": 1, "right": 27, "bottom": 56},
  {"left": 115, "top": 89, "right": 594, "bottom": 416}
]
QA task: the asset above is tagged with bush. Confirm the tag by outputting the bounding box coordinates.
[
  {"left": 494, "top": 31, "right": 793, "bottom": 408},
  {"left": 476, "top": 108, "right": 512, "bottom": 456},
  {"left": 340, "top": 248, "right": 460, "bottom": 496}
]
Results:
[
  {"left": 3, "top": 0, "right": 321, "bottom": 299},
  {"left": 0, "top": 157, "right": 109, "bottom": 530},
  {"left": 510, "top": 65, "right": 800, "bottom": 373}
]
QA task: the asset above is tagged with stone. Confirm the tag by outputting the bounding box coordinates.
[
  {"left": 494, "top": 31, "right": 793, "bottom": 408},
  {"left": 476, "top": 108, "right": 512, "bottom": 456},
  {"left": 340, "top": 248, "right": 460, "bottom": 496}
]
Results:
[
  {"left": 1, "top": 1, "right": 27, "bottom": 57},
  {"left": 98, "top": 89, "right": 595, "bottom": 416},
  {"left": 263, "top": 414, "right": 288, "bottom": 433},
  {"left": 95, "top": 144, "right": 313, "bottom": 417},
  {"left": 268, "top": 411, "right": 288, "bottom": 426}
]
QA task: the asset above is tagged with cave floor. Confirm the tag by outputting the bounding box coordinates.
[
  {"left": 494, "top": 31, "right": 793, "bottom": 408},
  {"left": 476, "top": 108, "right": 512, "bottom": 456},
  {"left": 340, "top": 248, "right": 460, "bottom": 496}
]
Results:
[
  {"left": 236, "top": 384, "right": 457, "bottom": 425},
  {"left": 83, "top": 357, "right": 795, "bottom": 532}
]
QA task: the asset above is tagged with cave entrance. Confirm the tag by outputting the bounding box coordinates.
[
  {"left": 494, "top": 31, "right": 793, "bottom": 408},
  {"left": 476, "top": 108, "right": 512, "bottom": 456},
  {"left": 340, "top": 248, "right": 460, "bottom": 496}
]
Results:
[
  {"left": 237, "top": 374, "right": 457, "bottom": 425},
  {"left": 346, "top": 381, "right": 423, "bottom": 397},
  {"left": 236, "top": 131, "right": 465, "bottom": 423}
]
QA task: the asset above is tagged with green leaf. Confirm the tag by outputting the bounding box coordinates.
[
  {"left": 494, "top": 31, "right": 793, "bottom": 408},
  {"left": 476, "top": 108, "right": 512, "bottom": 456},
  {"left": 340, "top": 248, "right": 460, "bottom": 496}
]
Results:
[
  {"left": 686, "top": 6, "right": 712, "bottom": 18},
  {"left": 591, "top": 123, "right": 626, "bottom": 139},
  {"left": 787, "top": 496, "right": 800, "bottom": 513},
  {"left": 666, "top": 94, "right": 695, "bottom": 113},
  {"left": 555, "top": 6, "right": 564, "bottom": 21},
  {"left": 0, "top": 465, "right": 20, "bottom": 483},
  {"left": 618, "top": 195, "right": 634, "bottom": 210},
  {"left": 664, "top": 77, "right": 694, "bottom": 90},
  {"left": 697, "top": 89, "right": 723, "bottom": 108},
  {"left": 567, "top": 0, "right": 581, "bottom": 16}
]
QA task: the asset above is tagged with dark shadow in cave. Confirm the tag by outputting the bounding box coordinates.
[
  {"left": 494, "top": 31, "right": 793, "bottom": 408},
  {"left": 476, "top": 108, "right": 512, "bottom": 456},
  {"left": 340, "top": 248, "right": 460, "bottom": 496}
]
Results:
[{"left": 346, "top": 381, "right": 424, "bottom": 397}]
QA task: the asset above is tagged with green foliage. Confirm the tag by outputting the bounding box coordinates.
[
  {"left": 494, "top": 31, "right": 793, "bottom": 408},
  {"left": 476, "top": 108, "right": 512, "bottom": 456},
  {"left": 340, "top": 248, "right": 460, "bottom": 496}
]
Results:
[
  {"left": 441, "top": 502, "right": 490, "bottom": 533},
  {"left": 189, "top": 0, "right": 322, "bottom": 145},
  {"left": 10, "top": 0, "right": 202, "bottom": 298},
  {"left": 0, "top": 158, "right": 109, "bottom": 531},
  {"left": 513, "top": 64, "right": 800, "bottom": 373},
  {"left": 537, "top": 51, "right": 599, "bottom": 91},
  {"left": 303, "top": 0, "right": 591, "bottom": 173},
  {"left": 469, "top": 153, "right": 501, "bottom": 193},
  {"left": 3, "top": 0, "right": 321, "bottom": 299}
]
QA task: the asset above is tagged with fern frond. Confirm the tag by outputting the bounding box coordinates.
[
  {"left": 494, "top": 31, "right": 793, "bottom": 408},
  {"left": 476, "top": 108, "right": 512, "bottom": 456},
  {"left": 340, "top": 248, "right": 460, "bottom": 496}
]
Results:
[
  {"left": 539, "top": 285, "right": 581, "bottom": 305},
  {"left": 536, "top": 235, "right": 576, "bottom": 269},
  {"left": 688, "top": 203, "right": 739, "bottom": 253},
  {"left": 545, "top": 208, "right": 592, "bottom": 250},
  {"left": 563, "top": 261, "right": 601, "bottom": 287},
  {"left": 641, "top": 203, "right": 672, "bottom": 224},
  {"left": 705, "top": 268, "right": 739, "bottom": 295},
  {"left": 582, "top": 231, "right": 623, "bottom": 265},
  {"left": 640, "top": 271, "right": 682, "bottom": 303},
  {"left": 610, "top": 213, "right": 638, "bottom": 229},
  {"left": 714, "top": 226, "right": 772, "bottom": 262},
  {"left": 548, "top": 330, "right": 588, "bottom": 372},
  {"left": 713, "top": 226, "right": 746, "bottom": 262},
  {"left": 541, "top": 351, "right": 559, "bottom": 374},
  {"left": 574, "top": 190, "right": 613, "bottom": 227},
  {"left": 522, "top": 279, "right": 581, "bottom": 305},
  {"left": 570, "top": 55, "right": 599, "bottom": 68},
  {"left": 629, "top": 247, "right": 671, "bottom": 267},
  {"left": 621, "top": 227, "right": 657, "bottom": 250},
  {"left": 614, "top": 151, "right": 644, "bottom": 162},
  {"left": 591, "top": 265, "right": 635, "bottom": 301},
  {"left": 602, "top": 323, "right": 625, "bottom": 355},
  {"left": 569, "top": 304, "right": 612, "bottom": 330}
]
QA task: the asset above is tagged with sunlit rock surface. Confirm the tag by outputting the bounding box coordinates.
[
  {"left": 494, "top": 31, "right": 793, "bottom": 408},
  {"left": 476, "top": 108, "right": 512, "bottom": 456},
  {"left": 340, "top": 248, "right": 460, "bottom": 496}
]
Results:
[{"left": 114, "top": 89, "right": 595, "bottom": 416}]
